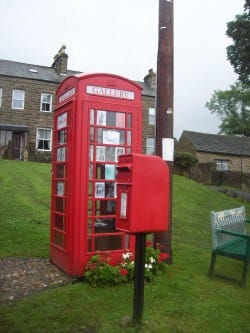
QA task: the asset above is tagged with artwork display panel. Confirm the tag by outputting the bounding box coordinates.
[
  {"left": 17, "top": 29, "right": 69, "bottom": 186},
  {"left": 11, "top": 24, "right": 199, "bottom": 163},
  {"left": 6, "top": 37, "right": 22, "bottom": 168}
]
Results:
[
  {"left": 56, "top": 181, "right": 65, "bottom": 196},
  {"left": 97, "top": 110, "right": 106, "bottom": 126},
  {"left": 96, "top": 146, "right": 106, "bottom": 161},
  {"left": 95, "top": 182, "right": 105, "bottom": 198},
  {"left": 57, "top": 147, "right": 66, "bottom": 162},
  {"left": 105, "top": 164, "right": 115, "bottom": 180},
  {"left": 103, "top": 130, "right": 120, "bottom": 145},
  {"left": 115, "top": 147, "right": 125, "bottom": 162},
  {"left": 116, "top": 113, "right": 125, "bottom": 127}
]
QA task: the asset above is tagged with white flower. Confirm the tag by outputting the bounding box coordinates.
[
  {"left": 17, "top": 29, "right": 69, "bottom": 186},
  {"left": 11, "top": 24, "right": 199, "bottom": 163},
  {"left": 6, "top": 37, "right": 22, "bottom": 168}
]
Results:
[
  {"left": 150, "top": 257, "right": 156, "bottom": 264},
  {"left": 122, "top": 252, "right": 132, "bottom": 260}
]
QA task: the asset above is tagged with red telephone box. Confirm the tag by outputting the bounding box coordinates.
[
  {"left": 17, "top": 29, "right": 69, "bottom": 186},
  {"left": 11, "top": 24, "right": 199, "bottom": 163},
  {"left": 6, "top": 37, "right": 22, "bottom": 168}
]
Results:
[{"left": 50, "top": 73, "right": 142, "bottom": 276}]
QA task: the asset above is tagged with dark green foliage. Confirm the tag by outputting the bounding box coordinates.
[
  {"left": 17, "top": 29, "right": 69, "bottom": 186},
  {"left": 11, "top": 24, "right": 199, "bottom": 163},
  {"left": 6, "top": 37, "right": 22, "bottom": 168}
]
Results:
[
  {"left": 206, "top": 82, "right": 250, "bottom": 136},
  {"left": 226, "top": 2, "right": 250, "bottom": 84},
  {"left": 174, "top": 152, "right": 198, "bottom": 168}
]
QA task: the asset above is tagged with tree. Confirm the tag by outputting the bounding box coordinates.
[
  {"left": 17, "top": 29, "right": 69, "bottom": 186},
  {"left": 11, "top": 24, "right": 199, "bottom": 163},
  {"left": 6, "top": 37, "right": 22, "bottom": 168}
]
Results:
[
  {"left": 206, "top": 82, "right": 250, "bottom": 136},
  {"left": 226, "top": 2, "right": 250, "bottom": 84}
]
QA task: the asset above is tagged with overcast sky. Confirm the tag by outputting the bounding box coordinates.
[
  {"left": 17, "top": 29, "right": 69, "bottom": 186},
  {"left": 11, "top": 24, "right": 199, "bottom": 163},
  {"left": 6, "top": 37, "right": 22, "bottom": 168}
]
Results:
[{"left": 0, "top": 0, "right": 245, "bottom": 139}]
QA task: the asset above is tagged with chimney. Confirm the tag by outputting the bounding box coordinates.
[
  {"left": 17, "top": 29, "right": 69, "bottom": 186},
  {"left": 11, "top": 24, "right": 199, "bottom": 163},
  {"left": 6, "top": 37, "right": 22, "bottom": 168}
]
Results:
[
  {"left": 144, "top": 68, "right": 156, "bottom": 89},
  {"left": 52, "top": 45, "right": 68, "bottom": 75}
]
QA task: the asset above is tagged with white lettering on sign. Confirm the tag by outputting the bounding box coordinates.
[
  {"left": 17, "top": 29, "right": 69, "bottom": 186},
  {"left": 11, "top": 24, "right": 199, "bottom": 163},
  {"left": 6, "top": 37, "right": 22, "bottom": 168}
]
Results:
[
  {"left": 86, "top": 85, "right": 135, "bottom": 100},
  {"left": 57, "top": 112, "right": 67, "bottom": 129},
  {"left": 59, "top": 87, "right": 76, "bottom": 103}
]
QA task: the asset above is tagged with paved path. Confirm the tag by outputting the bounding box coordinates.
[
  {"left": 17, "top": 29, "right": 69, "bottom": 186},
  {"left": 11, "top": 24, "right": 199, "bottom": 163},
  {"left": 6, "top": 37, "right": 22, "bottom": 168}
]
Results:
[{"left": 0, "top": 257, "right": 74, "bottom": 303}]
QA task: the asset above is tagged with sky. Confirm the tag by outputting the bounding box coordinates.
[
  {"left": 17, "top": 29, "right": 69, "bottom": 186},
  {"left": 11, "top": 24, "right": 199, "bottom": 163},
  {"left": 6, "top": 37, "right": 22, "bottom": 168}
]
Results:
[{"left": 0, "top": 0, "right": 245, "bottom": 139}]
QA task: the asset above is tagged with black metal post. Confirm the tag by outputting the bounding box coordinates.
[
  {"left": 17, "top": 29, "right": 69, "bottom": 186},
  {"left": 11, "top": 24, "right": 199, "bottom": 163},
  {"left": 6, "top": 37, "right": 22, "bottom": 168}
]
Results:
[{"left": 133, "top": 233, "right": 146, "bottom": 325}]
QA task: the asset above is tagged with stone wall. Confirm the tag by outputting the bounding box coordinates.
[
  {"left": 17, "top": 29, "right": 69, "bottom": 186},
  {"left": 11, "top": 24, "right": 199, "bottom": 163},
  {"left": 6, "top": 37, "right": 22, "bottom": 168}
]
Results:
[{"left": 196, "top": 151, "right": 250, "bottom": 173}]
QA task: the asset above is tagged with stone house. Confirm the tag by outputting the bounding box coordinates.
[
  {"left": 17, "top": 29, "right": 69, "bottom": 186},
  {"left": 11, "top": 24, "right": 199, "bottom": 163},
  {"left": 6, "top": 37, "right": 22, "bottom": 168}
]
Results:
[
  {"left": 175, "top": 130, "right": 250, "bottom": 187},
  {"left": 0, "top": 46, "right": 156, "bottom": 161}
]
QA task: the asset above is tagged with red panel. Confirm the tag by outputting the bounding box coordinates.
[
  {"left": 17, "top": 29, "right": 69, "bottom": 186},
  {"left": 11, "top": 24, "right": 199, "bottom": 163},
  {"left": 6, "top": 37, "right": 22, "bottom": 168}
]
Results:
[{"left": 116, "top": 154, "right": 170, "bottom": 234}]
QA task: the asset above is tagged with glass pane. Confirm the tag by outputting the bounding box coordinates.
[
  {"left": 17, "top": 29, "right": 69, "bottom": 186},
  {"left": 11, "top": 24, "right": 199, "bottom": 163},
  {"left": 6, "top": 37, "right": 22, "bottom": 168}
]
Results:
[
  {"left": 89, "top": 145, "right": 93, "bottom": 161},
  {"left": 105, "top": 182, "right": 116, "bottom": 198},
  {"left": 96, "top": 146, "right": 106, "bottom": 162},
  {"left": 58, "top": 130, "right": 66, "bottom": 144},
  {"left": 88, "top": 218, "right": 94, "bottom": 236},
  {"left": 116, "top": 113, "right": 125, "bottom": 128},
  {"left": 95, "top": 218, "right": 115, "bottom": 231},
  {"left": 97, "top": 128, "right": 103, "bottom": 143},
  {"left": 115, "top": 147, "right": 125, "bottom": 162},
  {"left": 56, "top": 165, "right": 65, "bottom": 178},
  {"left": 105, "top": 164, "right": 115, "bottom": 180},
  {"left": 95, "top": 200, "right": 102, "bottom": 216},
  {"left": 127, "top": 147, "right": 132, "bottom": 154},
  {"left": 53, "top": 231, "right": 65, "bottom": 248},
  {"left": 88, "top": 181, "right": 93, "bottom": 196},
  {"left": 97, "top": 110, "right": 106, "bottom": 126},
  {"left": 55, "top": 198, "right": 64, "bottom": 212},
  {"left": 56, "top": 181, "right": 64, "bottom": 196},
  {"left": 44, "top": 130, "right": 51, "bottom": 139},
  {"left": 55, "top": 214, "right": 64, "bottom": 230},
  {"left": 127, "top": 131, "right": 131, "bottom": 145},
  {"left": 88, "top": 163, "right": 93, "bottom": 179},
  {"left": 95, "top": 182, "right": 105, "bottom": 198},
  {"left": 127, "top": 113, "right": 132, "bottom": 128},
  {"left": 88, "top": 200, "right": 93, "bottom": 215},
  {"left": 57, "top": 147, "right": 66, "bottom": 161},
  {"left": 106, "top": 111, "right": 116, "bottom": 126},
  {"left": 103, "top": 130, "right": 123, "bottom": 145},
  {"left": 105, "top": 147, "right": 115, "bottom": 162},
  {"left": 96, "top": 164, "right": 105, "bottom": 180},
  {"left": 94, "top": 234, "right": 123, "bottom": 251},
  {"left": 90, "top": 127, "right": 94, "bottom": 142},
  {"left": 90, "top": 109, "right": 94, "bottom": 125},
  {"left": 106, "top": 199, "right": 116, "bottom": 214}
]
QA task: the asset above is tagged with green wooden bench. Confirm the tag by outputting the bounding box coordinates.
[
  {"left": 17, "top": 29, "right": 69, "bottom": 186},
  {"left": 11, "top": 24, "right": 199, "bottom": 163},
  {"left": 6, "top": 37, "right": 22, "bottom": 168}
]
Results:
[{"left": 209, "top": 206, "right": 250, "bottom": 286}]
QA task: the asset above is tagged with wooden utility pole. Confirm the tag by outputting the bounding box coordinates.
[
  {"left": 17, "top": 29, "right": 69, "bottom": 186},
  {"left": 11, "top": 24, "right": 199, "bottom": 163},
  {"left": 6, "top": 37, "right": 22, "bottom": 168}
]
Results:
[{"left": 154, "top": 0, "right": 174, "bottom": 263}]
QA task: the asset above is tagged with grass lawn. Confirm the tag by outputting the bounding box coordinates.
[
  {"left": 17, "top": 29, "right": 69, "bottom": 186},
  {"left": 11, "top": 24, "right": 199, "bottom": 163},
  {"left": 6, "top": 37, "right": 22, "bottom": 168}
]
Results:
[{"left": 0, "top": 160, "right": 249, "bottom": 333}]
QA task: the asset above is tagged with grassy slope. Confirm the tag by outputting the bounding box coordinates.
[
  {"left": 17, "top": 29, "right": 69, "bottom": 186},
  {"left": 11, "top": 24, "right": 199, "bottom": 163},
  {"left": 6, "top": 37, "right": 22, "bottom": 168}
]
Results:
[
  {"left": 0, "top": 160, "right": 249, "bottom": 333},
  {"left": 0, "top": 160, "right": 50, "bottom": 257}
]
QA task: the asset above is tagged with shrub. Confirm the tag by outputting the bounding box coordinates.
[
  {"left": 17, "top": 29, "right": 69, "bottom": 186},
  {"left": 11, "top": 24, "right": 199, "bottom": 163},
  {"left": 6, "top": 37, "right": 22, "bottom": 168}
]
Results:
[{"left": 84, "top": 242, "right": 167, "bottom": 286}]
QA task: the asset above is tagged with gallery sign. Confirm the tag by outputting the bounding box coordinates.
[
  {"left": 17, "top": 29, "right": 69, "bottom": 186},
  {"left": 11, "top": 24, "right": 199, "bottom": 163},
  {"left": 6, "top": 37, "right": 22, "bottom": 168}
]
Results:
[
  {"left": 59, "top": 87, "right": 76, "bottom": 103},
  {"left": 86, "top": 85, "right": 135, "bottom": 100}
]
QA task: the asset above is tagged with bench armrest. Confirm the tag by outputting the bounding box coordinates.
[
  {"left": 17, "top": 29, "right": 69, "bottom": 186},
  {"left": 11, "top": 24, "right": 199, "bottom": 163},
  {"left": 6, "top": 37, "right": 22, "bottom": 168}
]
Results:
[{"left": 216, "top": 228, "right": 250, "bottom": 240}]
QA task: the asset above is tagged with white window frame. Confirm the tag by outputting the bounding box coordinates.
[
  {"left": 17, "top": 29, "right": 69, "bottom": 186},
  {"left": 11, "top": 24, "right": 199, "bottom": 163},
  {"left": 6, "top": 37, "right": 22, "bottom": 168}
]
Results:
[
  {"left": 36, "top": 128, "right": 52, "bottom": 151},
  {"left": 149, "top": 107, "right": 156, "bottom": 125},
  {"left": 40, "top": 93, "right": 53, "bottom": 112},
  {"left": 146, "top": 137, "right": 155, "bottom": 155},
  {"left": 0, "top": 88, "right": 2, "bottom": 108},
  {"left": 12, "top": 89, "right": 25, "bottom": 109},
  {"left": 215, "top": 159, "right": 229, "bottom": 171}
]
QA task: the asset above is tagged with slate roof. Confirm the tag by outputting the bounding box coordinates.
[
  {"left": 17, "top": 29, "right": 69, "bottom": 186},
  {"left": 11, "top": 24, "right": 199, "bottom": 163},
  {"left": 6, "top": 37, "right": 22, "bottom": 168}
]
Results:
[
  {"left": 0, "top": 59, "right": 79, "bottom": 83},
  {"left": 182, "top": 131, "right": 250, "bottom": 157},
  {"left": 0, "top": 59, "right": 155, "bottom": 96}
]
